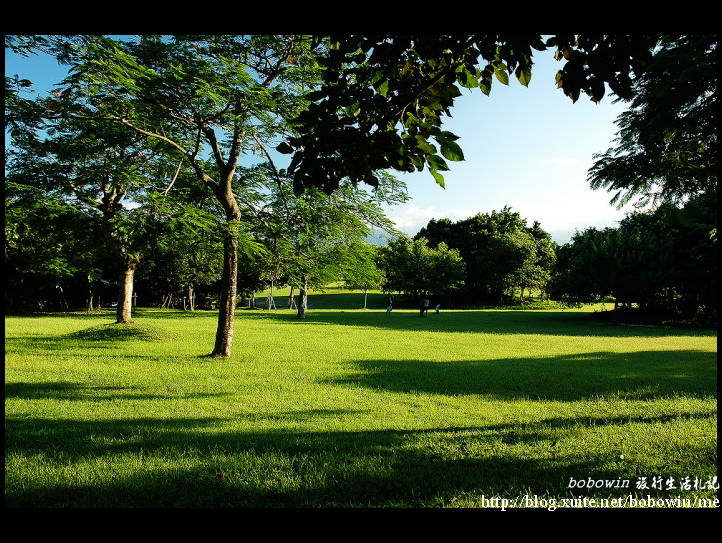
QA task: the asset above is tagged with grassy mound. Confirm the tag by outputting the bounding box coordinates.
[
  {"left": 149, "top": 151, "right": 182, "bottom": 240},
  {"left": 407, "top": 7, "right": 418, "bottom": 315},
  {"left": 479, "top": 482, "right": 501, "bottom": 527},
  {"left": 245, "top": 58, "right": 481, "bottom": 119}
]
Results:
[{"left": 67, "top": 322, "right": 176, "bottom": 342}]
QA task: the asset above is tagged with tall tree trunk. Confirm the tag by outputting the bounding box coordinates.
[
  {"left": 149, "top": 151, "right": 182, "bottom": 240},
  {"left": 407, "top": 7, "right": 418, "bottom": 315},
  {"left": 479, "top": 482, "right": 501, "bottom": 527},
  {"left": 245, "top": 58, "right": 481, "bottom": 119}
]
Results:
[
  {"left": 212, "top": 229, "right": 239, "bottom": 357},
  {"left": 288, "top": 285, "right": 295, "bottom": 309},
  {"left": 202, "top": 126, "right": 245, "bottom": 358},
  {"left": 187, "top": 282, "right": 195, "bottom": 311},
  {"left": 56, "top": 285, "right": 69, "bottom": 310},
  {"left": 297, "top": 276, "right": 308, "bottom": 319},
  {"left": 116, "top": 254, "right": 140, "bottom": 324}
]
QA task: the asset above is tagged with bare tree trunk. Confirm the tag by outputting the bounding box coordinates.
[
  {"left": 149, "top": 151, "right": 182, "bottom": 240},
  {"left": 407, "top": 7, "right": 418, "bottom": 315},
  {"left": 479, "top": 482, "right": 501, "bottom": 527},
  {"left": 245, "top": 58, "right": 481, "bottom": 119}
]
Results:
[
  {"left": 86, "top": 284, "right": 94, "bottom": 313},
  {"left": 297, "top": 276, "right": 308, "bottom": 319},
  {"left": 116, "top": 254, "right": 140, "bottom": 324},
  {"left": 211, "top": 227, "right": 239, "bottom": 357},
  {"left": 56, "top": 285, "right": 69, "bottom": 310},
  {"left": 288, "top": 285, "right": 295, "bottom": 309},
  {"left": 187, "top": 283, "right": 195, "bottom": 311}
]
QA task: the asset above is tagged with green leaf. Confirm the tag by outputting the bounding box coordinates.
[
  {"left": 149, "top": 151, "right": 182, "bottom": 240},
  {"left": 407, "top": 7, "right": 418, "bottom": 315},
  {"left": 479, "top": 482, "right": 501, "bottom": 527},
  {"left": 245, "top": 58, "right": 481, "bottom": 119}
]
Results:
[
  {"left": 427, "top": 153, "right": 449, "bottom": 171},
  {"left": 494, "top": 65, "right": 509, "bottom": 85},
  {"left": 438, "top": 138, "right": 464, "bottom": 161},
  {"left": 479, "top": 80, "right": 491, "bottom": 96},
  {"left": 344, "top": 102, "right": 361, "bottom": 116},
  {"left": 376, "top": 80, "right": 390, "bottom": 97},
  {"left": 437, "top": 130, "right": 460, "bottom": 142},
  {"left": 445, "top": 85, "right": 462, "bottom": 99},
  {"left": 458, "top": 68, "right": 478, "bottom": 89},
  {"left": 515, "top": 65, "right": 532, "bottom": 87},
  {"left": 414, "top": 135, "right": 436, "bottom": 154},
  {"left": 409, "top": 155, "right": 425, "bottom": 170},
  {"left": 429, "top": 168, "right": 445, "bottom": 188}
]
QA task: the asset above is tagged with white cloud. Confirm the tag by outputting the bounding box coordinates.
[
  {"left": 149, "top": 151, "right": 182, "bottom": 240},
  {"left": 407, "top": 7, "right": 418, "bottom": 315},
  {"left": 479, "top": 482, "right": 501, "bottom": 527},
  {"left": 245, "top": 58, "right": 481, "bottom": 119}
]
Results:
[{"left": 388, "top": 204, "right": 474, "bottom": 234}]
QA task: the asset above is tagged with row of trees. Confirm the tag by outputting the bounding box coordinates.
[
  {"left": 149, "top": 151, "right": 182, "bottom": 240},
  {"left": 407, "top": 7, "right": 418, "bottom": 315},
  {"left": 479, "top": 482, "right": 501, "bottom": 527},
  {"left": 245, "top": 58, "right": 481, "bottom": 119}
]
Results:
[
  {"left": 6, "top": 34, "right": 716, "bottom": 358},
  {"left": 12, "top": 189, "right": 714, "bottom": 327},
  {"left": 8, "top": 183, "right": 716, "bottom": 323},
  {"left": 552, "top": 35, "right": 717, "bottom": 324},
  {"left": 373, "top": 208, "right": 556, "bottom": 307},
  {"left": 6, "top": 153, "right": 407, "bottom": 316},
  {"left": 550, "top": 193, "right": 717, "bottom": 324},
  {"left": 5, "top": 35, "right": 410, "bottom": 357}
]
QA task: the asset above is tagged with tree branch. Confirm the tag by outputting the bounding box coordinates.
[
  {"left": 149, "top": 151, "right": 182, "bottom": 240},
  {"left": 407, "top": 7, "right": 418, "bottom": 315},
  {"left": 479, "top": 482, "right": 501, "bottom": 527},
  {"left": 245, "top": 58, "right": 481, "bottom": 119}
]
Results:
[
  {"left": 162, "top": 157, "right": 185, "bottom": 196},
  {"left": 252, "top": 132, "right": 292, "bottom": 217}
]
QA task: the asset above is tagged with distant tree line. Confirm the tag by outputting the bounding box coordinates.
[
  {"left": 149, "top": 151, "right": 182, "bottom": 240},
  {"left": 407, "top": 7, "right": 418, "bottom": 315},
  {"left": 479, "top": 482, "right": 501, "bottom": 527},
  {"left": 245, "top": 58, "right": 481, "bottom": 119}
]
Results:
[
  {"left": 550, "top": 194, "right": 717, "bottom": 325},
  {"left": 373, "top": 194, "right": 716, "bottom": 325},
  {"left": 5, "top": 34, "right": 716, "bottom": 347},
  {"left": 375, "top": 207, "right": 556, "bottom": 308}
]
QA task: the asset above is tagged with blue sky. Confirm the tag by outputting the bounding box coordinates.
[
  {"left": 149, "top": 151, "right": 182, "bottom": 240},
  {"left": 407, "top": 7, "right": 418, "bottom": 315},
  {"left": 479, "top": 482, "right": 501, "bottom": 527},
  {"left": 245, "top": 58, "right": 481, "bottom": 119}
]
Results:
[
  {"left": 384, "top": 51, "right": 636, "bottom": 245},
  {"left": 6, "top": 40, "right": 636, "bottom": 245}
]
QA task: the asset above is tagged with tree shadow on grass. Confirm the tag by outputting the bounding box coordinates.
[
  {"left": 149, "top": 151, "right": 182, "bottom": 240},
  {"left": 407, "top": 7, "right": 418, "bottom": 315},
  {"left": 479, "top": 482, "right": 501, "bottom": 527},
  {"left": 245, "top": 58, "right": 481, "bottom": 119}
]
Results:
[
  {"left": 326, "top": 350, "right": 717, "bottom": 401},
  {"left": 5, "top": 408, "right": 717, "bottom": 507},
  {"left": 252, "top": 308, "right": 718, "bottom": 339},
  {"left": 5, "top": 381, "right": 231, "bottom": 402}
]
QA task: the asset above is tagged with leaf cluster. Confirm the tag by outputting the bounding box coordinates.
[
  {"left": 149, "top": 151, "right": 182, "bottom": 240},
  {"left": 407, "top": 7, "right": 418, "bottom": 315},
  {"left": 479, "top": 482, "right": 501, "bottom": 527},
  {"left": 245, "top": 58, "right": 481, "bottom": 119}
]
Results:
[
  {"left": 279, "top": 34, "right": 657, "bottom": 193},
  {"left": 415, "top": 208, "right": 557, "bottom": 304},
  {"left": 587, "top": 35, "right": 717, "bottom": 208},
  {"left": 550, "top": 193, "right": 717, "bottom": 321}
]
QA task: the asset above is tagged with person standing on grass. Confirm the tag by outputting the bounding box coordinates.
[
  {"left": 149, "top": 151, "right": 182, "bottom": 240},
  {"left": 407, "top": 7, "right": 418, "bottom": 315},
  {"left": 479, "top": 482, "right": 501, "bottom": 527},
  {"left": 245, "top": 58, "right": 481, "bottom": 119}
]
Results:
[{"left": 420, "top": 298, "right": 429, "bottom": 316}]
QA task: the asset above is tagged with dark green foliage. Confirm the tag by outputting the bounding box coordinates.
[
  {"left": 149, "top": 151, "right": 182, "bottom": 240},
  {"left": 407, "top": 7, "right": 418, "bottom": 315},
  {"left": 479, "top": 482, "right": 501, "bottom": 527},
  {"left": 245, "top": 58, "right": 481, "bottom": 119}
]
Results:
[
  {"left": 577, "top": 35, "right": 717, "bottom": 325},
  {"left": 588, "top": 35, "right": 717, "bottom": 208},
  {"left": 4, "top": 181, "right": 110, "bottom": 311},
  {"left": 550, "top": 196, "right": 717, "bottom": 324},
  {"left": 376, "top": 235, "right": 466, "bottom": 302},
  {"left": 414, "top": 208, "right": 556, "bottom": 305},
  {"left": 281, "top": 34, "right": 656, "bottom": 193}
]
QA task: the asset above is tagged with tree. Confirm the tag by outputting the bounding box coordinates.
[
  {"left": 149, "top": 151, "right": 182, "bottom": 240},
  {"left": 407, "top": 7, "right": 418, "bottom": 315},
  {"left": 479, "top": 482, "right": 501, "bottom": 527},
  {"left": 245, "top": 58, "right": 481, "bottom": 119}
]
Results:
[
  {"left": 588, "top": 35, "right": 717, "bottom": 208},
  {"left": 376, "top": 235, "right": 466, "bottom": 303},
  {"left": 5, "top": 181, "right": 103, "bottom": 311},
  {"left": 516, "top": 221, "right": 557, "bottom": 303},
  {"left": 550, "top": 197, "right": 717, "bottom": 324},
  {"left": 134, "top": 193, "right": 224, "bottom": 311},
  {"left": 415, "top": 207, "right": 555, "bottom": 305},
  {"left": 50, "top": 35, "right": 321, "bottom": 356},
  {"left": 5, "top": 96, "right": 165, "bottom": 322},
  {"left": 485, "top": 228, "right": 537, "bottom": 305},
  {"left": 248, "top": 166, "right": 406, "bottom": 319},
  {"left": 548, "top": 226, "right": 617, "bottom": 306},
  {"left": 279, "top": 34, "right": 656, "bottom": 193},
  {"left": 343, "top": 243, "right": 385, "bottom": 309}
]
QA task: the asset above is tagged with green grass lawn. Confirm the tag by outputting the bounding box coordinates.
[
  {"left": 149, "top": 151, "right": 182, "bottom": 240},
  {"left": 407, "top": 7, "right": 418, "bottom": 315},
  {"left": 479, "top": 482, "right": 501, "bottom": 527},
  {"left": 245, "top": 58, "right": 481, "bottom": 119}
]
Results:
[{"left": 4, "top": 299, "right": 717, "bottom": 508}]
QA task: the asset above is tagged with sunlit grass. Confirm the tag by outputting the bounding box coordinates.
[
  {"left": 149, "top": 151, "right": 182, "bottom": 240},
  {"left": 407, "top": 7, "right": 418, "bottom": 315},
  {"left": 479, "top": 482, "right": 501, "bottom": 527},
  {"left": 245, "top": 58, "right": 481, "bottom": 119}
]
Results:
[{"left": 5, "top": 301, "right": 717, "bottom": 508}]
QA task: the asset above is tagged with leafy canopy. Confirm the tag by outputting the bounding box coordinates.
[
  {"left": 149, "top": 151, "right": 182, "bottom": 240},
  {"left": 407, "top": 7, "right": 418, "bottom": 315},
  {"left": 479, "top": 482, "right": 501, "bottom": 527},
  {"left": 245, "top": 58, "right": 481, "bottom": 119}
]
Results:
[
  {"left": 588, "top": 35, "right": 717, "bottom": 208},
  {"left": 278, "top": 34, "right": 656, "bottom": 193}
]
